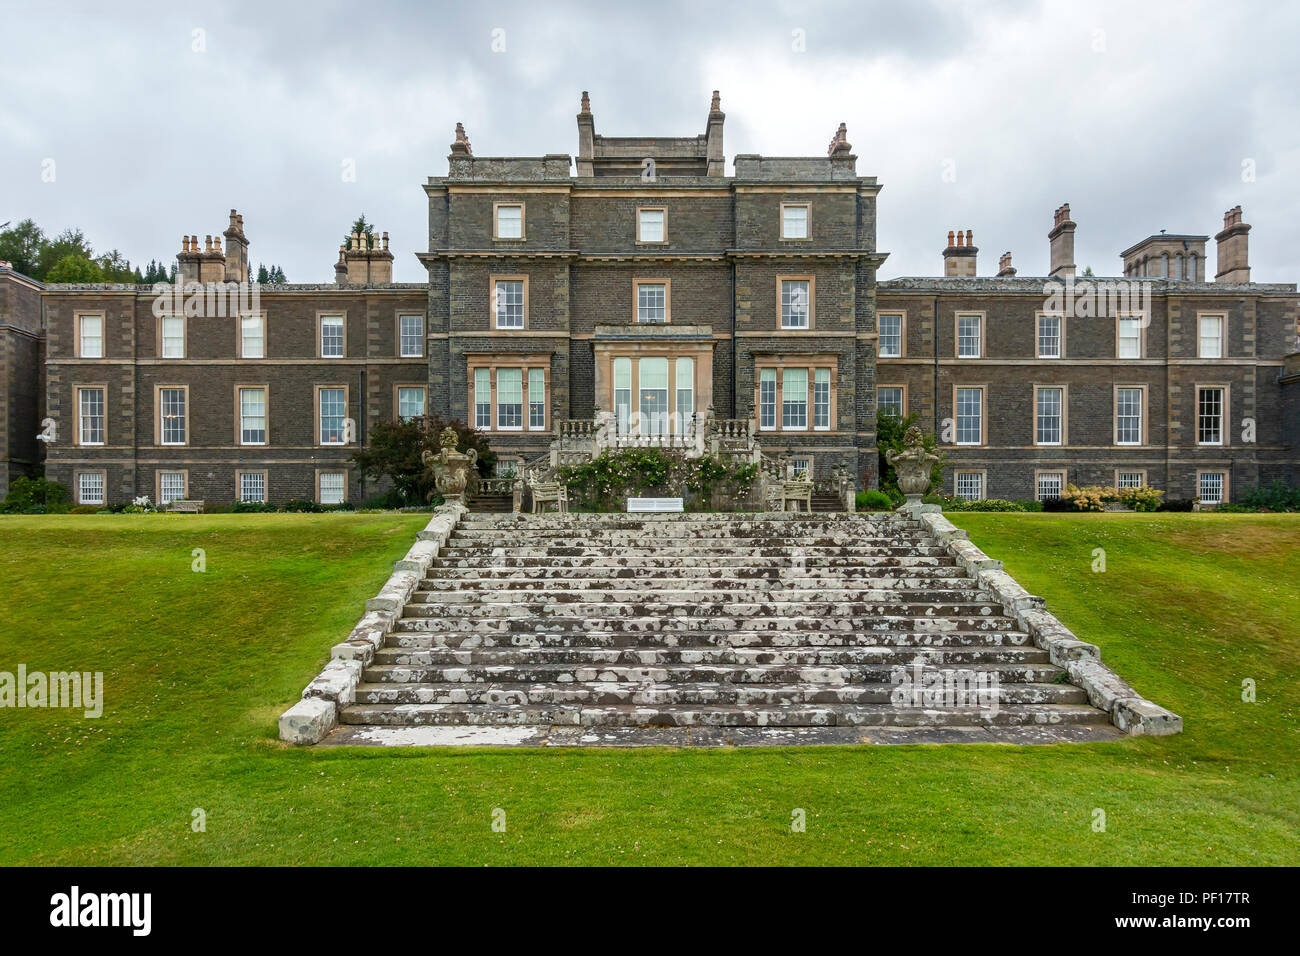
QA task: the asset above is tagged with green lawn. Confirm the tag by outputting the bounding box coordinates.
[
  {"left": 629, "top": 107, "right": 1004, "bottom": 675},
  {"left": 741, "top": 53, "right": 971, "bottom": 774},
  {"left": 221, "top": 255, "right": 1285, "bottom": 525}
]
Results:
[{"left": 0, "top": 512, "right": 1297, "bottom": 866}]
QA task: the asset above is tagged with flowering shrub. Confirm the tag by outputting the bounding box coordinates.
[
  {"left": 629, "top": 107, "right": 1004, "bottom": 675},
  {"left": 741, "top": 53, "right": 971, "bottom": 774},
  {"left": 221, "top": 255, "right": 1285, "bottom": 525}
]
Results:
[
  {"left": 558, "top": 449, "right": 757, "bottom": 512},
  {"left": 1058, "top": 484, "right": 1165, "bottom": 512}
]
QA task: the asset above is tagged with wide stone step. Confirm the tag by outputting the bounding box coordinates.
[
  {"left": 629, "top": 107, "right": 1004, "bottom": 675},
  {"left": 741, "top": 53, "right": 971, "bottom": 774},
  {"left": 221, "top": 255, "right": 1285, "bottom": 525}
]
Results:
[
  {"left": 457, "top": 514, "right": 903, "bottom": 527},
  {"left": 401, "top": 601, "right": 1005, "bottom": 620},
  {"left": 393, "top": 614, "right": 1020, "bottom": 635},
  {"left": 353, "top": 680, "right": 1088, "bottom": 706},
  {"left": 413, "top": 587, "right": 993, "bottom": 604},
  {"left": 451, "top": 529, "right": 929, "bottom": 543},
  {"left": 339, "top": 701, "right": 1106, "bottom": 728},
  {"left": 426, "top": 567, "right": 973, "bottom": 582},
  {"left": 363, "top": 661, "right": 1066, "bottom": 685},
  {"left": 438, "top": 544, "right": 950, "bottom": 557},
  {"left": 372, "top": 644, "right": 1051, "bottom": 667},
  {"left": 433, "top": 555, "right": 955, "bottom": 569},
  {"left": 385, "top": 628, "right": 1034, "bottom": 650}
]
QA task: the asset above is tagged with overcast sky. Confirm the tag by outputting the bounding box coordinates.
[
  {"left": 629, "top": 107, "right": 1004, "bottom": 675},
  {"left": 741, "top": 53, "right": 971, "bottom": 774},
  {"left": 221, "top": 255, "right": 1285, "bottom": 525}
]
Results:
[{"left": 3, "top": 0, "right": 1297, "bottom": 284}]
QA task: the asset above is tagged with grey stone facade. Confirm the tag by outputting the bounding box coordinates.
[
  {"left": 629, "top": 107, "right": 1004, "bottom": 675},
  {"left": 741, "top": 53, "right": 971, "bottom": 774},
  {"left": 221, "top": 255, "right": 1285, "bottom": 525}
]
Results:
[
  {"left": 0, "top": 266, "right": 45, "bottom": 497},
  {"left": 18, "top": 92, "right": 1300, "bottom": 506}
]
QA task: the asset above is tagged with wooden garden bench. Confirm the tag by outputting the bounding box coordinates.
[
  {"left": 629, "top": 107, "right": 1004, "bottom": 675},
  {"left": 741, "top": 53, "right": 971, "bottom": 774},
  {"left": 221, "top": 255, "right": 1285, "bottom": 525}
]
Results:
[
  {"left": 530, "top": 482, "right": 568, "bottom": 514},
  {"left": 167, "top": 499, "right": 205, "bottom": 514},
  {"left": 780, "top": 481, "right": 813, "bottom": 512}
]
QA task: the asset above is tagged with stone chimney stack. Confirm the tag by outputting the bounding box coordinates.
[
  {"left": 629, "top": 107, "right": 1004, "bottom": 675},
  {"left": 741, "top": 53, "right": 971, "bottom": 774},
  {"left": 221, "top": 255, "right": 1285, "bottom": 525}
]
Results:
[
  {"left": 943, "top": 229, "right": 978, "bottom": 277},
  {"left": 705, "top": 90, "right": 725, "bottom": 177},
  {"left": 1214, "top": 205, "right": 1251, "bottom": 283},
  {"left": 450, "top": 122, "right": 472, "bottom": 156},
  {"left": 178, "top": 228, "right": 228, "bottom": 284},
  {"left": 223, "top": 209, "right": 249, "bottom": 283},
  {"left": 997, "top": 251, "right": 1017, "bottom": 277},
  {"left": 1048, "top": 203, "right": 1077, "bottom": 279},
  {"left": 576, "top": 92, "right": 595, "bottom": 177},
  {"left": 335, "top": 229, "right": 394, "bottom": 285}
]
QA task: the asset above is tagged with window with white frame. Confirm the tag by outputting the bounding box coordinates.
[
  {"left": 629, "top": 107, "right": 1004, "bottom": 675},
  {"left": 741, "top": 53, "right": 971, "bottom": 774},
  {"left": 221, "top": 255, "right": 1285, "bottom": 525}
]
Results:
[
  {"left": 319, "top": 387, "right": 346, "bottom": 445},
  {"left": 397, "top": 386, "right": 425, "bottom": 422},
  {"left": 637, "top": 208, "right": 665, "bottom": 243},
  {"left": 636, "top": 282, "right": 667, "bottom": 323},
  {"left": 78, "top": 387, "right": 104, "bottom": 445},
  {"left": 528, "top": 370, "right": 546, "bottom": 430},
  {"left": 319, "top": 472, "right": 345, "bottom": 506},
  {"left": 1198, "top": 387, "right": 1224, "bottom": 445},
  {"left": 320, "top": 314, "right": 344, "bottom": 357},
  {"left": 1117, "top": 471, "right": 1145, "bottom": 490},
  {"left": 159, "top": 471, "right": 186, "bottom": 505},
  {"left": 781, "top": 204, "right": 809, "bottom": 240},
  {"left": 1198, "top": 471, "right": 1225, "bottom": 505},
  {"left": 239, "top": 387, "right": 266, "bottom": 444},
  {"left": 474, "top": 368, "right": 491, "bottom": 429},
  {"left": 1116, "top": 388, "right": 1143, "bottom": 445},
  {"left": 780, "top": 280, "right": 811, "bottom": 329},
  {"left": 496, "top": 459, "right": 520, "bottom": 478},
  {"left": 758, "top": 368, "right": 777, "bottom": 430},
  {"left": 675, "top": 358, "right": 694, "bottom": 428},
  {"left": 495, "top": 204, "right": 523, "bottom": 240},
  {"left": 1199, "top": 314, "right": 1224, "bottom": 359},
  {"left": 1038, "top": 314, "right": 1062, "bottom": 358},
  {"left": 1117, "top": 315, "right": 1143, "bottom": 358},
  {"left": 1037, "top": 471, "right": 1066, "bottom": 501},
  {"left": 494, "top": 279, "right": 524, "bottom": 329},
  {"left": 1036, "top": 387, "right": 1064, "bottom": 445},
  {"left": 782, "top": 368, "right": 808, "bottom": 430},
  {"left": 239, "top": 472, "right": 266, "bottom": 504},
  {"left": 496, "top": 368, "right": 523, "bottom": 429},
  {"left": 957, "top": 314, "right": 982, "bottom": 358},
  {"left": 955, "top": 387, "right": 983, "bottom": 445},
  {"left": 638, "top": 357, "right": 669, "bottom": 436},
  {"left": 955, "top": 472, "right": 984, "bottom": 500},
  {"left": 614, "top": 357, "right": 633, "bottom": 434},
  {"left": 399, "top": 314, "right": 424, "bottom": 357},
  {"left": 877, "top": 386, "right": 904, "bottom": 417},
  {"left": 240, "top": 314, "right": 264, "bottom": 358},
  {"left": 160, "top": 315, "right": 185, "bottom": 358},
  {"left": 790, "top": 456, "right": 812, "bottom": 479},
  {"left": 79, "top": 315, "right": 103, "bottom": 358},
  {"left": 159, "top": 387, "right": 186, "bottom": 445},
  {"left": 78, "top": 472, "right": 104, "bottom": 506},
  {"left": 879, "top": 313, "right": 903, "bottom": 358},
  {"left": 813, "top": 368, "right": 831, "bottom": 430}
]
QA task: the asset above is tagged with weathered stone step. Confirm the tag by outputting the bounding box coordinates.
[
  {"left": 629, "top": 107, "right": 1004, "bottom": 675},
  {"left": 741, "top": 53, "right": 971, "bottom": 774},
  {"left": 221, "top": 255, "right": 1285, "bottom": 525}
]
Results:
[
  {"left": 438, "top": 544, "right": 951, "bottom": 557},
  {"left": 457, "top": 514, "right": 902, "bottom": 526},
  {"left": 353, "top": 680, "right": 1088, "bottom": 706},
  {"left": 393, "top": 613, "right": 1020, "bottom": 634},
  {"left": 339, "top": 701, "right": 1106, "bottom": 728},
  {"left": 401, "top": 601, "right": 1006, "bottom": 620},
  {"left": 412, "top": 587, "right": 993, "bottom": 604},
  {"left": 373, "top": 644, "right": 1051, "bottom": 667},
  {"left": 427, "top": 567, "right": 973, "bottom": 582},
  {"left": 364, "top": 661, "right": 1066, "bottom": 685},
  {"left": 433, "top": 555, "right": 955, "bottom": 569},
  {"left": 451, "top": 528, "right": 928, "bottom": 543},
  {"left": 386, "top": 628, "right": 1034, "bottom": 650}
]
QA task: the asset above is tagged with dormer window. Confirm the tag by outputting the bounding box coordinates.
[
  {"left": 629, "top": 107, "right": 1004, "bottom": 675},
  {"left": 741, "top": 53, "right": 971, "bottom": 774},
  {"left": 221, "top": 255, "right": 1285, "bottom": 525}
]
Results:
[
  {"left": 637, "top": 208, "right": 666, "bottom": 243},
  {"left": 781, "top": 203, "right": 809, "bottom": 240},
  {"left": 494, "top": 203, "right": 524, "bottom": 240}
]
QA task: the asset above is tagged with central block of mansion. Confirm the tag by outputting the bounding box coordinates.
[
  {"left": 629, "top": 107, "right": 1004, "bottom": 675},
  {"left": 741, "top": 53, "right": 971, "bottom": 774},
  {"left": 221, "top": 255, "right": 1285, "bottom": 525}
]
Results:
[{"left": 12, "top": 91, "right": 1300, "bottom": 508}]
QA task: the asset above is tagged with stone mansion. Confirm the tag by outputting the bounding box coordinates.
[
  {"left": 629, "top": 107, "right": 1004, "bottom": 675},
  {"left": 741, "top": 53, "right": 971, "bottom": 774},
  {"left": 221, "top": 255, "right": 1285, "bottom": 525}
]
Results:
[{"left": 2, "top": 91, "right": 1298, "bottom": 507}]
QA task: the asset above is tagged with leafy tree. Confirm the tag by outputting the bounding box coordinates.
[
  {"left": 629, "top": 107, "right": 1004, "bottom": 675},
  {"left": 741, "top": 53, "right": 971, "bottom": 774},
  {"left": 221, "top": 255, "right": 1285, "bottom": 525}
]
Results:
[
  {"left": 351, "top": 416, "right": 496, "bottom": 506},
  {"left": 37, "top": 228, "right": 95, "bottom": 278},
  {"left": 0, "top": 219, "right": 45, "bottom": 276},
  {"left": 876, "top": 410, "right": 945, "bottom": 499},
  {"left": 44, "top": 254, "right": 105, "bottom": 283}
]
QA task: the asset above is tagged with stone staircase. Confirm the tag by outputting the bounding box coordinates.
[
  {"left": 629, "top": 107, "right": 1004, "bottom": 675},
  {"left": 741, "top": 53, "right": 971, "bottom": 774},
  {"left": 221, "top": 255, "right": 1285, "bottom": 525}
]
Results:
[{"left": 327, "top": 512, "right": 1121, "bottom": 745}]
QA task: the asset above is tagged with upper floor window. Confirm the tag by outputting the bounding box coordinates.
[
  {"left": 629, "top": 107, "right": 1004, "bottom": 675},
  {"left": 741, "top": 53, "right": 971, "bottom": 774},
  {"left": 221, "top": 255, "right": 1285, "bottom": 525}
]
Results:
[
  {"left": 319, "top": 314, "right": 345, "bottom": 358},
  {"left": 1198, "top": 314, "right": 1224, "bottom": 359},
  {"left": 318, "top": 386, "right": 347, "bottom": 445},
  {"left": 955, "top": 387, "right": 983, "bottom": 445},
  {"left": 240, "top": 314, "right": 264, "bottom": 358},
  {"left": 1037, "top": 313, "right": 1062, "bottom": 358},
  {"left": 78, "top": 314, "right": 103, "bottom": 358},
  {"left": 635, "top": 280, "right": 668, "bottom": 323},
  {"left": 1035, "top": 386, "right": 1064, "bottom": 445},
  {"left": 238, "top": 386, "right": 267, "bottom": 445},
  {"left": 781, "top": 203, "right": 809, "bottom": 240},
  {"left": 158, "top": 386, "right": 187, "bottom": 445},
  {"left": 397, "top": 386, "right": 426, "bottom": 422},
  {"left": 779, "top": 277, "right": 813, "bottom": 329},
  {"left": 1115, "top": 387, "right": 1143, "bottom": 445},
  {"left": 493, "top": 277, "right": 526, "bottom": 329},
  {"left": 1117, "top": 314, "right": 1144, "bottom": 359},
  {"left": 160, "top": 315, "right": 185, "bottom": 358},
  {"left": 399, "top": 314, "right": 424, "bottom": 357},
  {"left": 494, "top": 203, "right": 524, "bottom": 240},
  {"left": 879, "top": 313, "right": 903, "bottom": 358},
  {"left": 956, "top": 313, "right": 983, "bottom": 358},
  {"left": 1197, "top": 386, "right": 1225, "bottom": 446},
  {"left": 77, "top": 387, "right": 105, "bottom": 445},
  {"left": 637, "top": 207, "right": 666, "bottom": 243},
  {"left": 474, "top": 368, "right": 491, "bottom": 429}
]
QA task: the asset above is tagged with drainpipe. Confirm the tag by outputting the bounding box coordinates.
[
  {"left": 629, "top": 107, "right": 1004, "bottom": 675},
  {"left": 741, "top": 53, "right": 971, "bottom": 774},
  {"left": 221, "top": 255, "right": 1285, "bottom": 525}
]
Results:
[{"left": 358, "top": 368, "right": 366, "bottom": 501}]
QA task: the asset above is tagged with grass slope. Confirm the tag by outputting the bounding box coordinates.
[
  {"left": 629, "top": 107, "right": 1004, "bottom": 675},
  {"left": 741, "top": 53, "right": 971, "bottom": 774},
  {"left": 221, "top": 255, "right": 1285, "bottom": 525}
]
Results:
[{"left": 0, "top": 512, "right": 1296, "bottom": 866}]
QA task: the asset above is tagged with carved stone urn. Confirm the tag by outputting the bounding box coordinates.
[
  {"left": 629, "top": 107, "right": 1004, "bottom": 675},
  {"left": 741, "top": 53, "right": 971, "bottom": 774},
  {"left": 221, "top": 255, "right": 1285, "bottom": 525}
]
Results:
[
  {"left": 422, "top": 426, "right": 479, "bottom": 504},
  {"left": 885, "top": 425, "right": 939, "bottom": 514}
]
